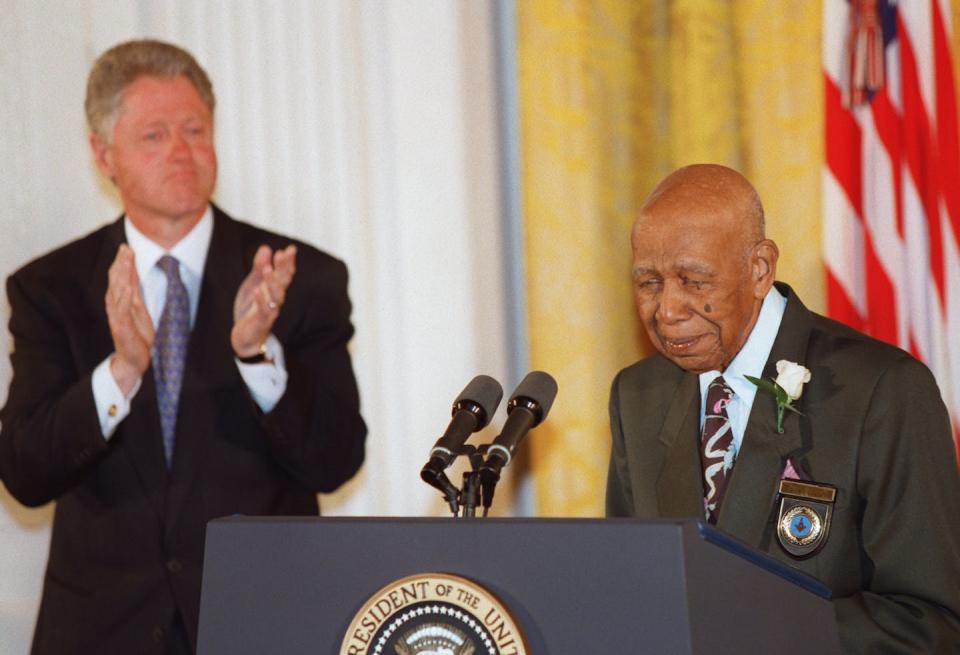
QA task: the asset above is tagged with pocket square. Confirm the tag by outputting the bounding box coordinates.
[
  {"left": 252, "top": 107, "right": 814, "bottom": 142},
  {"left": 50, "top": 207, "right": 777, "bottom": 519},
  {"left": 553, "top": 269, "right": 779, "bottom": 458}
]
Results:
[{"left": 781, "top": 456, "right": 809, "bottom": 481}]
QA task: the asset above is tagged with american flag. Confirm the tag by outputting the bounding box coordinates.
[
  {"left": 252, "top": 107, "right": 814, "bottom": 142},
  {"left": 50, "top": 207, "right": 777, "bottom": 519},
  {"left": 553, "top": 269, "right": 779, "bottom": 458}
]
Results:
[{"left": 823, "top": 0, "right": 960, "bottom": 464}]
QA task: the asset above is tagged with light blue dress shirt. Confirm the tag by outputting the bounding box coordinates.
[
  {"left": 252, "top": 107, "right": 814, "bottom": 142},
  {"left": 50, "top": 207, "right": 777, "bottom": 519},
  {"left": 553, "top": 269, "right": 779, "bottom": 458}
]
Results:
[{"left": 698, "top": 285, "right": 787, "bottom": 457}]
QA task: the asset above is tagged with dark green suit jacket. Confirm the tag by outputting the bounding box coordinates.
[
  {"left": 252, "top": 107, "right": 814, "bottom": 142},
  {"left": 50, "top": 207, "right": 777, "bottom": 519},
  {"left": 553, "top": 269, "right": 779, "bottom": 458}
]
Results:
[{"left": 607, "top": 284, "right": 960, "bottom": 653}]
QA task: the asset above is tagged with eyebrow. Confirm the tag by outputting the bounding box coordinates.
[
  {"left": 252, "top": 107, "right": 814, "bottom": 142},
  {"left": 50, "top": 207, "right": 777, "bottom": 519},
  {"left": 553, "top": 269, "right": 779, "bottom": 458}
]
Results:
[
  {"left": 632, "top": 263, "right": 716, "bottom": 278},
  {"left": 675, "top": 262, "right": 716, "bottom": 277}
]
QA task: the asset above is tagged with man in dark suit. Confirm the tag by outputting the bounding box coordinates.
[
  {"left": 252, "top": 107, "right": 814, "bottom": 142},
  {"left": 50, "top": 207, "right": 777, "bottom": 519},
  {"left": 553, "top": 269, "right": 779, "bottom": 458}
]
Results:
[
  {"left": 607, "top": 164, "right": 960, "bottom": 652},
  {"left": 0, "top": 40, "right": 366, "bottom": 654}
]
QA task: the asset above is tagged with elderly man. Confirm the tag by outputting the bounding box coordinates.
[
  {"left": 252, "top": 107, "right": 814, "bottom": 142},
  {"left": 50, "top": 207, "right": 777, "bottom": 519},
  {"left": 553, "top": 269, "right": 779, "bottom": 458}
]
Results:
[
  {"left": 606, "top": 164, "right": 960, "bottom": 652},
  {"left": 0, "top": 40, "right": 365, "bottom": 654}
]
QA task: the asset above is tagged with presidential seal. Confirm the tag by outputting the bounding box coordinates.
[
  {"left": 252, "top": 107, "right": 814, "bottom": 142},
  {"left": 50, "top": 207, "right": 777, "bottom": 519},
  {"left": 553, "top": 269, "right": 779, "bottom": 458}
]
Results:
[
  {"left": 340, "top": 573, "right": 527, "bottom": 655},
  {"left": 776, "top": 479, "right": 836, "bottom": 558}
]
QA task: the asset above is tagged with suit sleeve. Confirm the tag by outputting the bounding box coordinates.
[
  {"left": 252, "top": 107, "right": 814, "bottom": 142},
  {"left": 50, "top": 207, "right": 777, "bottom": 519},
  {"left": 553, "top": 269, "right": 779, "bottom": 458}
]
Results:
[
  {"left": 0, "top": 273, "right": 109, "bottom": 506},
  {"left": 833, "top": 356, "right": 960, "bottom": 652},
  {"left": 606, "top": 369, "right": 635, "bottom": 517},
  {"left": 255, "top": 257, "right": 366, "bottom": 493}
]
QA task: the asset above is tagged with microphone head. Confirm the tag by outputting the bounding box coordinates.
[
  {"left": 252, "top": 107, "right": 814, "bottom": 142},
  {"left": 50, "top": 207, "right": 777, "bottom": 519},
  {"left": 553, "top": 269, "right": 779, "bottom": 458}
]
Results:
[
  {"left": 508, "top": 371, "right": 558, "bottom": 424},
  {"left": 453, "top": 375, "right": 504, "bottom": 429}
]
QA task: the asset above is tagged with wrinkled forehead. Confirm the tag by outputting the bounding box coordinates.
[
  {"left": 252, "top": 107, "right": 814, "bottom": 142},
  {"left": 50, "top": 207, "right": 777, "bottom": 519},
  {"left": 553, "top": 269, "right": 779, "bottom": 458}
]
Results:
[
  {"left": 643, "top": 178, "right": 733, "bottom": 220},
  {"left": 633, "top": 203, "right": 732, "bottom": 247},
  {"left": 631, "top": 205, "right": 750, "bottom": 277}
]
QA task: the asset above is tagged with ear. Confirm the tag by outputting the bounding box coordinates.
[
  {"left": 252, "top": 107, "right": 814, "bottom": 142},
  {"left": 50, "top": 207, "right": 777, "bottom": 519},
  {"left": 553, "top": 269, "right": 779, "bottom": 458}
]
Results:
[
  {"left": 751, "top": 239, "right": 779, "bottom": 299},
  {"left": 89, "top": 132, "right": 115, "bottom": 181}
]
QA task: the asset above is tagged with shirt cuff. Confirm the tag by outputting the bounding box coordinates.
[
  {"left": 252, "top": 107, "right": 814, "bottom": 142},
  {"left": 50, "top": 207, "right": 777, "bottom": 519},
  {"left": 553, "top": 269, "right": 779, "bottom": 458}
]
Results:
[
  {"left": 91, "top": 356, "right": 142, "bottom": 440},
  {"left": 235, "top": 334, "right": 288, "bottom": 413}
]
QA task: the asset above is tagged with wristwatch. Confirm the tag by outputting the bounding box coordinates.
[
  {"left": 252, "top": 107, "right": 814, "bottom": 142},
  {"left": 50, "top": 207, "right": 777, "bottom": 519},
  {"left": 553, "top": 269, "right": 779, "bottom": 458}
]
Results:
[{"left": 236, "top": 342, "right": 270, "bottom": 365}]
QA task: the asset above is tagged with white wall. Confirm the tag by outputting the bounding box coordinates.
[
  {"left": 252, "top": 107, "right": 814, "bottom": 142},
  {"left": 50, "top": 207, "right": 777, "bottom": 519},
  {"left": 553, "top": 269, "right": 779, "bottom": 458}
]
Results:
[{"left": 0, "top": 1, "right": 519, "bottom": 652}]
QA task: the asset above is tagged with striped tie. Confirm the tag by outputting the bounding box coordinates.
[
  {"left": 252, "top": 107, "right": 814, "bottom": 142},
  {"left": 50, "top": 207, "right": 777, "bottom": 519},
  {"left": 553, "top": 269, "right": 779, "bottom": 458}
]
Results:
[
  {"left": 153, "top": 255, "right": 189, "bottom": 468},
  {"left": 701, "top": 376, "right": 735, "bottom": 525}
]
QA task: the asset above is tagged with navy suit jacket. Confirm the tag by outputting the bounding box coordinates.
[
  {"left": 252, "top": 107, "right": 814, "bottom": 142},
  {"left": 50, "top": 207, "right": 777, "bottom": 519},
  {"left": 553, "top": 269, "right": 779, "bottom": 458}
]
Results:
[{"left": 0, "top": 206, "right": 366, "bottom": 654}]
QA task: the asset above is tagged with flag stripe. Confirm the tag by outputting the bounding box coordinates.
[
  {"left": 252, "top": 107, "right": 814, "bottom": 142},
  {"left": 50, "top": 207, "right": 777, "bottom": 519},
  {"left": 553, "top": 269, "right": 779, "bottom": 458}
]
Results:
[
  {"left": 898, "top": 13, "right": 946, "bottom": 307},
  {"left": 933, "top": 2, "right": 960, "bottom": 231},
  {"left": 868, "top": 89, "right": 904, "bottom": 237},
  {"left": 826, "top": 268, "right": 865, "bottom": 330},
  {"left": 822, "top": 168, "right": 868, "bottom": 316},
  {"left": 861, "top": 106, "right": 906, "bottom": 347},
  {"left": 826, "top": 77, "right": 865, "bottom": 217},
  {"left": 865, "top": 230, "right": 900, "bottom": 344}
]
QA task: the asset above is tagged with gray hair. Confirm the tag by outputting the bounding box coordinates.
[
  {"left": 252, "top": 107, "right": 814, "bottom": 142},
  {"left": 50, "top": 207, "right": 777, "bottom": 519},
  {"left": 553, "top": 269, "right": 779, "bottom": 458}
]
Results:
[{"left": 85, "top": 39, "right": 215, "bottom": 141}]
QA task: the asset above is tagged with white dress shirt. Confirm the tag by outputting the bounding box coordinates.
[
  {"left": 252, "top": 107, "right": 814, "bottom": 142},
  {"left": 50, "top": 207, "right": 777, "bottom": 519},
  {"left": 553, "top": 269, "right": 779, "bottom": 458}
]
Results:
[
  {"left": 698, "top": 285, "right": 787, "bottom": 457},
  {"left": 91, "top": 206, "right": 288, "bottom": 438}
]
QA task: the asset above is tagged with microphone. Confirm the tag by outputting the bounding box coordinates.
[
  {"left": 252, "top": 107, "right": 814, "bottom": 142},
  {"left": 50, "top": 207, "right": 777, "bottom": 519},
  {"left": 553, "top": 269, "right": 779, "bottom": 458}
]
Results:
[
  {"left": 420, "top": 375, "right": 503, "bottom": 497},
  {"left": 480, "top": 371, "right": 557, "bottom": 508}
]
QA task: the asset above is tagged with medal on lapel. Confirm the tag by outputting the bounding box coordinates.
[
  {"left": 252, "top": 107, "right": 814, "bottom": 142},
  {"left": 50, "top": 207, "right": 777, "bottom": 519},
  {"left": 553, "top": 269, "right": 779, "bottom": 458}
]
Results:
[{"left": 776, "top": 479, "right": 836, "bottom": 558}]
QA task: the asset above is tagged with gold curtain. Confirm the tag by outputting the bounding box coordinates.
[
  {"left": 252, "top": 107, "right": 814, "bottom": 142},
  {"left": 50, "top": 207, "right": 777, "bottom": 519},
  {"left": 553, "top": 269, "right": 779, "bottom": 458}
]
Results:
[{"left": 516, "top": 0, "right": 878, "bottom": 517}]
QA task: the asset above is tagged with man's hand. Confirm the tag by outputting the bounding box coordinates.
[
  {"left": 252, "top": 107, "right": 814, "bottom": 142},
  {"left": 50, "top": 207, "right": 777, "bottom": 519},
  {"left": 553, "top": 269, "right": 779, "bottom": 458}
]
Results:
[
  {"left": 105, "top": 244, "right": 154, "bottom": 395},
  {"left": 231, "top": 244, "right": 297, "bottom": 358}
]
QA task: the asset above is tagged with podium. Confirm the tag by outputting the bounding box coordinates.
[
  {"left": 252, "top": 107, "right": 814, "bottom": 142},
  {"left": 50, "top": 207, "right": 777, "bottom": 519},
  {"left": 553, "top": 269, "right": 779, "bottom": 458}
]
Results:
[{"left": 197, "top": 517, "right": 841, "bottom": 654}]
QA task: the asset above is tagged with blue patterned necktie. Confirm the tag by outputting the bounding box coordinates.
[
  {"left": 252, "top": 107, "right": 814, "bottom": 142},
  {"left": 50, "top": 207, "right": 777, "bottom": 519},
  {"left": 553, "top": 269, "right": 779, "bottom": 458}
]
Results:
[
  {"left": 701, "top": 376, "right": 736, "bottom": 525},
  {"left": 153, "top": 255, "right": 190, "bottom": 468}
]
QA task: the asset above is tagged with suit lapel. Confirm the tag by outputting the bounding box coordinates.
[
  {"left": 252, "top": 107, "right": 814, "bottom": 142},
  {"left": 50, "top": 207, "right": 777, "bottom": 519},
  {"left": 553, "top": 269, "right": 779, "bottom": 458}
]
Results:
[
  {"left": 655, "top": 371, "right": 704, "bottom": 518},
  {"left": 91, "top": 218, "right": 168, "bottom": 520},
  {"left": 164, "top": 209, "right": 247, "bottom": 532},
  {"left": 717, "top": 284, "right": 813, "bottom": 546}
]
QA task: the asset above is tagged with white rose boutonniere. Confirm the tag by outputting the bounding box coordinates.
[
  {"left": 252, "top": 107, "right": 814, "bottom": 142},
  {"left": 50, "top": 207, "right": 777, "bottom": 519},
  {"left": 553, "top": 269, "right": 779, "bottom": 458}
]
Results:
[
  {"left": 745, "top": 360, "right": 811, "bottom": 433},
  {"left": 774, "top": 360, "right": 812, "bottom": 400}
]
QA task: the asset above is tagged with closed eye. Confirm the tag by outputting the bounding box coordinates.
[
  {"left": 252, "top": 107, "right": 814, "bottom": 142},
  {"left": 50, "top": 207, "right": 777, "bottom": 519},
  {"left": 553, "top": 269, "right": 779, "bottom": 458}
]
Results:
[
  {"left": 634, "top": 277, "right": 662, "bottom": 290},
  {"left": 681, "top": 276, "right": 705, "bottom": 289}
]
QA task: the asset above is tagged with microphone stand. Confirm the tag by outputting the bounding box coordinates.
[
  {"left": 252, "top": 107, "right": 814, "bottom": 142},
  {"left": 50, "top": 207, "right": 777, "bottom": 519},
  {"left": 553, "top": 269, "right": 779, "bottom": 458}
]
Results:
[
  {"left": 423, "top": 444, "right": 493, "bottom": 518},
  {"left": 459, "top": 446, "right": 491, "bottom": 518}
]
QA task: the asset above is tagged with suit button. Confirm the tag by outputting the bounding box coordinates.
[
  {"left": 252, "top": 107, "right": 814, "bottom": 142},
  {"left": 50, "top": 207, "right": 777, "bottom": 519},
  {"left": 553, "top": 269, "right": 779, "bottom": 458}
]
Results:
[
  {"left": 166, "top": 559, "right": 182, "bottom": 574},
  {"left": 152, "top": 626, "right": 165, "bottom": 643}
]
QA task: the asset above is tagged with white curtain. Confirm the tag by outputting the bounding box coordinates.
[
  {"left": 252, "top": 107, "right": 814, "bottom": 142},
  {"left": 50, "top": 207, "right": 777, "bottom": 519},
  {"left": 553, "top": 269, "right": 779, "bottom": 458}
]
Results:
[{"left": 0, "top": 1, "right": 517, "bottom": 651}]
